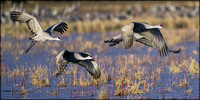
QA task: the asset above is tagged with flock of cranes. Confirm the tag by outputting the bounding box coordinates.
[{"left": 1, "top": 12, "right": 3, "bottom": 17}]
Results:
[{"left": 10, "top": 11, "right": 181, "bottom": 79}]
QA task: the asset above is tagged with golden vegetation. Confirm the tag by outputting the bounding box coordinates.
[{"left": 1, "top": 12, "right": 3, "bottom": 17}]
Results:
[
  {"left": 30, "top": 65, "right": 50, "bottom": 87},
  {"left": 1, "top": 1, "right": 199, "bottom": 99},
  {"left": 170, "top": 58, "right": 199, "bottom": 75},
  {"left": 2, "top": 1, "right": 199, "bottom": 14},
  {"left": 1, "top": 27, "right": 198, "bottom": 56},
  {"left": 2, "top": 16, "right": 199, "bottom": 39},
  {"left": 19, "top": 86, "right": 28, "bottom": 95},
  {"left": 97, "top": 87, "right": 108, "bottom": 99},
  {"left": 189, "top": 59, "right": 199, "bottom": 74},
  {"left": 166, "top": 85, "right": 172, "bottom": 92},
  {"left": 1, "top": 54, "right": 199, "bottom": 98},
  {"left": 57, "top": 77, "right": 67, "bottom": 87},
  {"left": 179, "top": 78, "right": 189, "bottom": 87},
  {"left": 184, "top": 88, "right": 192, "bottom": 93},
  {"left": 170, "top": 61, "right": 181, "bottom": 74}
]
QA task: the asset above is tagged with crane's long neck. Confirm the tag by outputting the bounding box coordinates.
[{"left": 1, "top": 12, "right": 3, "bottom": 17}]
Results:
[
  {"left": 47, "top": 37, "right": 60, "bottom": 41},
  {"left": 145, "top": 25, "right": 161, "bottom": 29}
]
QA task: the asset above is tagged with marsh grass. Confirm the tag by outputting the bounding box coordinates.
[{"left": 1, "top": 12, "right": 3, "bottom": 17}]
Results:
[
  {"left": 189, "top": 59, "right": 199, "bottom": 74},
  {"left": 170, "top": 58, "right": 199, "bottom": 77},
  {"left": 2, "top": 1, "right": 199, "bottom": 12},
  {"left": 57, "top": 77, "right": 67, "bottom": 87},
  {"left": 1, "top": 24, "right": 199, "bottom": 99},
  {"left": 179, "top": 78, "right": 189, "bottom": 87},
  {"left": 97, "top": 86, "right": 108, "bottom": 99},
  {"left": 165, "top": 84, "right": 173, "bottom": 92},
  {"left": 1, "top": 27, "right": 198, "bottom": 57},
  {"left": 19, "top": 86, "right": 28, "bottom": 95},
  {"left": 126, "top": 81, "right": 146, "bottom": 95},
  {"left": 1, "top": 63, "right": 6, "bottom": 77},
  {"left": 1, "top": 1, "right": 199, "bottom": 99},
  {"left": 30, "top": 65, "right": 50, "bottom": 87},
  {"left": 184, "top": 87, "right": 193, "bottom": 93},
  {"left": 2, "top": 16, "right": 199, "bottom": 39},
  {"left": 170, "top": 61, "right": 181, "bottom": 74},
  {"left": 1, "top": 54, "right": 199, "bottom": 98},
  {"left": 73, "top": 66, "right": 78, "bottom": 86},
  {"left": 114, "top": 86, "right": 123, "bottom": 96}
]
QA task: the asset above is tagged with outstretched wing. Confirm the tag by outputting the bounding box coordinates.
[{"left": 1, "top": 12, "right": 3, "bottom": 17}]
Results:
[
  {"left": 139, "top": 28, "right": 170, "bottom": 56},
  {"left": 55, "top": 50, "right": 69, "bottom": 77},
  {"left": 121, "top": 23, "right": 134, "bottom": 49},
  {"left": 10, "top": 11, "right": 43, "bottom": 35},
  {"left": 104, "top": 23, "right": 134, "bottom": 49},
  {"left": 74, "top": 52, "right": 93, "bottom": 60},
  {"left": 104, "top": 34, "right": 123, "bottom": 46},
  {"left": 135, "top": 37, "right": 154, "bottom": 48},
  {"left": 77, "top": 60, "right": 101, "bottom": 79},
  {"left": 45, "top": 22, "right": 68, "bottom": 36}
]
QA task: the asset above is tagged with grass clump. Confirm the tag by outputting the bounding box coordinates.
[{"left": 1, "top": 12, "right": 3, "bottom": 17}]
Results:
[
  {"left": 57, "top": 78, "right": 67, "bottom": 87},
  {"left": 165, "top": 85, "right": 173, "bottom": 92},
  {"left": 184, "top": 88, "right": 192, "bottom": 93},
  {"left": 114, "top": 86, "right": 123, "bottom": 96},
  {"left": 189, "top": 59, "right": 199, "bottom": 74},
  {"left": 97, "top": 87, "right": 108, "bottom": 99},
  {"left": 170, "top": 61, "right": 181, "bottom": 74},
  {"left": 30, "top": 65, "right": 50, "bottom": 87}
]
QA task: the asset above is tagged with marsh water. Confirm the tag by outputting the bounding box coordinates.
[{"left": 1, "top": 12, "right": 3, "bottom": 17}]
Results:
[{"left": 1, "top": 32, "right": 199, "bottom": 99}]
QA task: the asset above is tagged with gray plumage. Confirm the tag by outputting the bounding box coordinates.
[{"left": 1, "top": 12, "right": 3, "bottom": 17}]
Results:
[
  {"left": 55, "top": 50, "right": 101, "bottom": 79},
  {"left": 10, "top": 11, "right": 68, "bottom": 53},
  {"left": 104, "top": 22, "right": 181, "bottom": 57}
]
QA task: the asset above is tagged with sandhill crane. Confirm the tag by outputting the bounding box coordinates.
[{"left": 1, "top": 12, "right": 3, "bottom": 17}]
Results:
[
  {"left": 104, "top": 22, "right": 181, "bottom": 56},
  {"left": 10, "top": 11, "right": 68, "bottom": 53},
  {"left": 55, "top": 50, "right": 101, "bottom": 79}
]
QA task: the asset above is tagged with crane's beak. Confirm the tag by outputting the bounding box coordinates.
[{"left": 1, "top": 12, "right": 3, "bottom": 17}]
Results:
[{"left": 58, "top": 39, "right": 63, "bottom": 41}]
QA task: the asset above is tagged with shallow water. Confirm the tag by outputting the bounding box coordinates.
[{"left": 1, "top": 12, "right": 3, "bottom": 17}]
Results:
[{"left": 1, "top": 32, "right": 199, "bottom": 99}]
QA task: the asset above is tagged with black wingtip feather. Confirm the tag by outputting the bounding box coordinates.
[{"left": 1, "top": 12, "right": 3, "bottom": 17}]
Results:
[
  {"left": 159, "top": 50, "right": 161, "bottom": 56},
  {"left": 104, "top": 40, "right": 109, "bottom": 43},
  {"left": 169, "top": 48, "right": 181, "bottom": 53},
  {"left": 63, "top": 27, "right": 67, "bottom": 31},
  {"left": 162, "top": 49, "right": 164, "bottom": 57},
  {"left": 109, "top": 43, "right": 116, "bottom": 46},
  {"left": 10, "top": 11, "right": 22, "bottom": 22},
  {"left": 11, "top": 11, "right": 22, "bottom": 15}
]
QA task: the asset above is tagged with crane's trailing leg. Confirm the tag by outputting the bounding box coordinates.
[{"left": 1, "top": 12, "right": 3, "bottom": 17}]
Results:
[
  {"left": 25, "top": 41, "right": 37, "bottom": 54},
  {"left": 56, "top": 65, "right": 66, "bottom": 77},
  {"left": 56, "top": 62, "right": 68, "bottom": 77}
]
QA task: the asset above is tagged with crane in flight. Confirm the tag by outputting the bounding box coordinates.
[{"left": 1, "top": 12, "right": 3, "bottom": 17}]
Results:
[
  {"left": 104, "top": 22, "right": 181, "bottom": 56},
  {"left": 10, "top": 11, "right": 68, "bottom": 53},
  {"left": 55, "top": 50, "right": 101, "bottom": 79}
]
